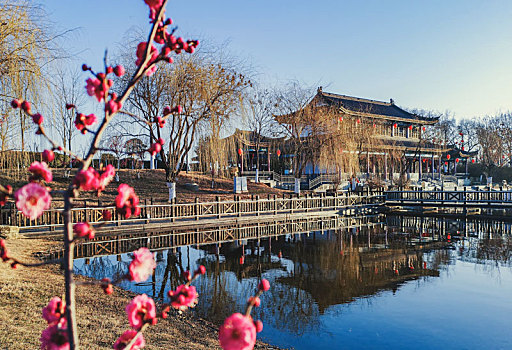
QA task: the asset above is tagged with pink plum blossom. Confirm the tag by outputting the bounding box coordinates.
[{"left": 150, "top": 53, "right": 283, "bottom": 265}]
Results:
[
  {"left": 125, "top": 294, "right": 157, "bottom": 330},
  {"left": 115, "top": 184, "right": 140, "bottom": 218},
  {"left": 144, "top": 0, "right": 164, "bottom": 20},
  {"left": 114, "top": 65, "right": 125, "bottom": 77},
  {"left": 258, "top": 279, "right": 270, "bottom": 292},
  {"left": 32, "top": 113, "right": 43, "bottom": 125},
  {"left": 129, "top": 247, "right": 156, "bottom": 282},
  {"left": 98, "top": 164, "right": 116, "bottom": 192},
  {"left": 74, "top": 167, "right": 100, "bottom": 191},
  {"left": 254, "top": 320, "right": 263, "bottom": 333},
  {"left": 113, "top": 330, "right": 145, "bottom": 350},
  {"left": 168, "top": 284, "right": 198, "bottom": 311},
  {"left": 73, "top": 222, "right": 95, "bottom": 240},
  {"left": 135, "top": 42, "right": 159, "bottom": 76},
  {"left": 0, "top": 185, "right": 11, "bottom": 207},
  {"left": 29, "top": 161, "right": 52, "bottom": 182},
  {"left": 42, "top": 297, "right": 65, "bottom": 324},
  {"left": 74, "top": 113, "right": 97, "bottom": 133},
  {"left": 10, "top": 99, "right": 21, "bottom": 109},
  {"left": 148, "top": 142, "right": 161, "bottom": 156},
  {"left": 219, "top": 313, "right": 257, "bottom": 350},
  {"left": 85, "top": 78, "right": 108, "bottom": 102},
  {"left": 15, "top": 183, "right": 51, "bottom": 220},
  {"left": 21, "top": 100, "right": 31, "bottom": 113},
  {"left": 42, "top": 150, "right": 55, "bottom": 163},
  {"left": 1, "top": 238, "right": 9, "bottom": 261},
  {"left": 247, "top": 296, "right": 260, "bottom": 308},
  {"left": 40, "top": 318, "right": 69, "bottom": 350},
  {"left": 105, "top": 98, "right": 122, "bottom": 114}
]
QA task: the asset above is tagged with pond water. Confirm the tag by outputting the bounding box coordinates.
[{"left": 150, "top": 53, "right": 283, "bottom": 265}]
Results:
[{"left": 74, "top": 217, "right": 512, "bottom": 350}]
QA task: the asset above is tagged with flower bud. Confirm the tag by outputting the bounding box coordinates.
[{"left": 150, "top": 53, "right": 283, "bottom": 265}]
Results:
[
  {"left": 10, "top": 99, "right": 21, "bottom": 109},
  {"left": 248, "top": 296, "right": 260, "bottom": 307},
  {"left": 258, "top": 279, "right": 270, "bottom": 292},
  {"left": 114, "top": 65, "right": 125, "bottom": 77},
  {"left": 195, "top": 265, "right": 206, "bottom": 275},
  {"left": 42, "top": 150, "right": 55, "bottom": 162},
  {"left": 182, "top": 270, "right": 191, "bottom": 281},
  {"left": 21, "top": 101, "right": 31, "bottom": 113},
  {"left": 255, "top": 320, "right": 263, "bottom": 333},
  {"left": 32, "top": 113, "right": 43, "bottom": 125}
]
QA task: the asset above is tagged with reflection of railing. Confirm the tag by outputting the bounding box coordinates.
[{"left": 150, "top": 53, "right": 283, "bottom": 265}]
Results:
[
  {"left": 3, "top": 191, "right": 385, "bottom": 232},
  {"left": 43, "top": 214, "right": 383, "bottom": 259}
]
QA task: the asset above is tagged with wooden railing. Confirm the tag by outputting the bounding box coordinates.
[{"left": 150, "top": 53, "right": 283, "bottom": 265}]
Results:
[
  {"left": 385, "top": 188, "right": 512, "bottom": 207},
  {"left": 3, "top": 191, "right": 385, "bottom": 232},
  {"left": 44, "top": 214, "right": 384, "bottom": 259}
]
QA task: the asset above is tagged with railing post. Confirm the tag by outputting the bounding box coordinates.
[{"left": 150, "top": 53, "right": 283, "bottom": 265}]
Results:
[
  {"left": 145, "top": 199, "right": 149, "bottom": 224},
  {"left": 256, "top": 195, "right": 260, "bottom": 216},
  {"left": 273, "top": 194, "right": 277, "bottom": 215},
  {"left": 171, "top": 198, "right": 176, "bottom": 223},
  {"left": 194, "top": 197, "right": 199, "bottom": 220},
  {"left": 237, "top": 196, "right": 242, "bottom": 218},
  {"left": 463, "top": 186, "right": 467, "bottom": 215},
  {"left": 216, "top": 196, "right": 221, "bottom": 219}
]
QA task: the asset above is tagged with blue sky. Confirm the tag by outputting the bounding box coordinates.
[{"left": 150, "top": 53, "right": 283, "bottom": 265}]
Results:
[{"left": 42, "top": 0, "right": 512, "bottom": 118}]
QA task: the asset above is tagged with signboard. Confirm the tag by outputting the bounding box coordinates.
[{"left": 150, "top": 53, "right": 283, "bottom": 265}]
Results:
[{"left": 234, "top": 176, "right": 248, "bottom": 193}]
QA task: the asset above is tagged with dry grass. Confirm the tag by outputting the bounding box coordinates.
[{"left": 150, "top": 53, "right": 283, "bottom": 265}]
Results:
[
  {"left": 0, "top": 169, "right": 289, "bottom": 208},
  {"left": 0, "top": 238, "right": 279, "bottom": 349}
]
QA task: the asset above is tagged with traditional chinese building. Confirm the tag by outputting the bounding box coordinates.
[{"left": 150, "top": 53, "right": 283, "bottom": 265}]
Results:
[
  {"left": 212, "top": 88, "right": 458, "bottom": 189},
  {"left": 310, "top": 87, "right": 446, "bottom": 182}
]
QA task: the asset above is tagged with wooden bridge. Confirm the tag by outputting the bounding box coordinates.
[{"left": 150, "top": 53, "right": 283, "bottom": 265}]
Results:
[
  {"left": 385, "top": 188, "right": 512, "bottom": 210},
  {"left": 3, "top": 191, "right": 384, "bottom": 234},
  {"left": 41, "top": 213, "right": 383, "bottom": 260}
]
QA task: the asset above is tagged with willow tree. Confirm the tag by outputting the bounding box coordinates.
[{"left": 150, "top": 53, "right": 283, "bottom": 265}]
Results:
[
  {"left": 0, "top": 1, "right": 61, "bottom": 155},
  {"left": 121, "top": 53, "right": 248, "bottom": 201},
  {"left": 275, "top": 83, "right": 333, "bottom": 194},
  {"left": 318, "top": 118, "right": 362, "bottom": 189}
]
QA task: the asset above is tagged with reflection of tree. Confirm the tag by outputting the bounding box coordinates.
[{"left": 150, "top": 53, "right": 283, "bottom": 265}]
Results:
[
  {"left": 276, "top": 232, "right": 437, "bottom": 313},
  {"left": 255, "top": 279, "right": 321, "bottom": 336},
  {"left": 459, "top": 236, "right": 512, "bottom": 267}
]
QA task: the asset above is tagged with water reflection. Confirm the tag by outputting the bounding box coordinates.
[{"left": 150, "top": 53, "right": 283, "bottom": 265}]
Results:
[{"left": 74, "top": 216, "right": 512, "bottom": 349}]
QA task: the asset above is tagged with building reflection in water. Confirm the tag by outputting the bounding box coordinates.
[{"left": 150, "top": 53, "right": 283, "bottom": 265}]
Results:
[{"left": 74, "top": 215, "right": 512, "bottom": 337}]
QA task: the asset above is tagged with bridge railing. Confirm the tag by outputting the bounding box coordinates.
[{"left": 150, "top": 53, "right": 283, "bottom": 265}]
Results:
[
  {"left": 3, "top": 190, "right": 385, "bottom": 232},
  {"left": 385, "top": 188, "right": 512, "bottom": 203}
]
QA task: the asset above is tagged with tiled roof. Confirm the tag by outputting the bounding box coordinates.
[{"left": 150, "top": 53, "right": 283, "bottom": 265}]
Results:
[{"left": 318, "top": 89, "right": 438, "bottom": 122}]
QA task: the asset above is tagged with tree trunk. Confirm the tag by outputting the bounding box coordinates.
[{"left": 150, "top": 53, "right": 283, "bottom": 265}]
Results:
[{"left": 63, "top": 192, "right": 79, "bottom": 348}]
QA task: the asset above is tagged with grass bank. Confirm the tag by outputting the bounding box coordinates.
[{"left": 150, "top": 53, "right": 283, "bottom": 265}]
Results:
[{"left": 0, "top": 238, "right": 280, "bottom": 349}]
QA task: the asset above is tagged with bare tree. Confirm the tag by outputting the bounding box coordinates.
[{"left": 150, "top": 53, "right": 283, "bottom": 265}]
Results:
[
  {"left": 49, "top": 68, "right": 86, "bottom": 166},
  {"left": 242, "top": 86, "right": 278, "bottom": 182},
  {"left": 274, "top": 82, "right": 333, "bottom": 194},
  {"left": 476, "top": 117, "right": 504, "bottom": 175},
  {"left": 120, "top": 52, "right": 249, "bottom": 201}
]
